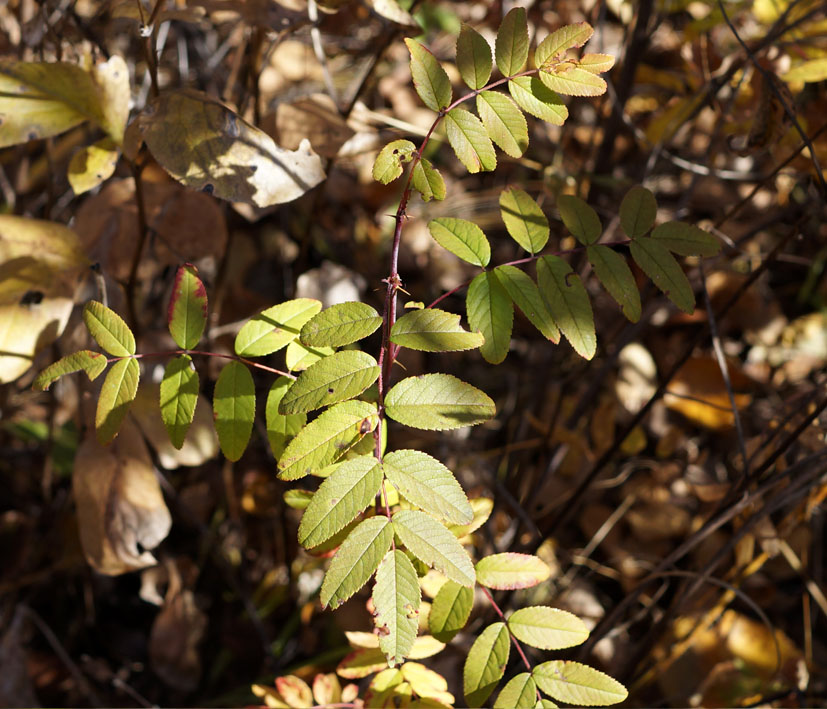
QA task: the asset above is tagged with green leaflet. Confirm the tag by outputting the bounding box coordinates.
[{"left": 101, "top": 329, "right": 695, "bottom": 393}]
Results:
[
  {"left": 411, "top": 158, "right": 446, "bottom": 201},
  {"left": 404, "top": 38, "right": 452, "bottom": 112},
  {"left": 494, "top": 266, "right": 560, "bottom": 342},
  {"left": 429, "top": 579, "right": 474, "bottom": 643},
  {"left": 392, "top": 509, "right": 475, "bottom": 586},
  {"left": 533, "top": 661, "right": 628, "bottom": 706},
  {"left": 234, "top": 298, "right": 321, "bottom": 357},
  {"left": 463, "top": 622, "right": 510, "bottom": 707},
  {"left": 428, "top": 217, "right": 491, "bottom": 267},
  {"left": 457, "top": 24, "right": 492, "bottom": 90},
  {"left": 320, "top": 516, "right": 393, "bottom": 609},
  {"left": 213, "top": 360, "right": 255, "bottom": 461},
  {"left": 579, "top": 53, "right": 616, "bottom": 74},
  {"left": 557, "top": 194, "right": 602, "bottom": 245},
  {"left": 298, "top": 455, "right": 382, "bottom": 548},
  {"left": 278, "top": 400, "right": 378, "bottom": 480},
  {"left": 619, "top": 185, "right": 657, "bottom": 239},
  {"left": 160, "top": 354, "right": 199, "bottom": 449},
  {"left": 95, "top": 356, "right": 139, "bottom": 444},
  {"left": 372, "top": 550, "right": 421, "bottom": 666},
  {"left": 278, "top": 350, "right": 379, "bottom": 414},
  {"left": 265, "top": 376, "right": 306, "bottom": 459},
  {"left": 500, "top": 188, "right": 549, "bottom": 253},
  {"left": 167, "top": 263, "right": 207, "bottom": 350},
  {"left": 467, "top": 271, "right": 513, "bottom": 364},
  {"left": 283, "top": 489, "right": 313, "bottom": 510},
  {"left": 300, "top": 302, "right": 382, "bottom": 348},
  {"left": 651, "top": 221, "right": 721, "bottom": 257},
  {"left": 586, "top": 245, "right": 641, "bottom": 322},
  {"left": 476, "top": 91, "right": 528, "bottom": 158},
  {"left": 285, "top": 341, "right": 333, "bottom": 371},
  {"left": 475, "top": 552, "right": 552, "bottom": 590},
  {"left": 535, "top": 22, "right": 594, "bottom": 67},
  {"left": 444, "top": 107, "right": 497, "bottom": 174},
  {"left": 509, "top": 76, "right": 568, "bottom": 126},
  {"left": 385, "top": 373, "right": 495, "bottom": 431},
  {"left": 373, "top": 139, "right": 416, "bottom": 184},
  {"left": 390, "top": 309, "right": 484, "bottom": 353},
  {"left": 83, "top": 300, "right": 135, "bottom": 356},
  {"left": 507, "top": 606, "right": 589, "bottom": 650},
  {"left": 383, "top": 449, "right": 473, "bottom": 524},
  {"left": 494, "top": 673, "right": 537, "bottom": 709},
  {"left": 539, "top": 67, "right": 607, "bottom": 97},
  {"left": 537, "top": 255, "right": 596, "bottom": 360},
  {"left": 495, "top": 7, "right": 529, "bottom": 77},
  {"left": 629, "top": 237, "right": 695, "bottom": 313},
  {"left": 33, "top": 349, "right": 107, "bottom": 390}
]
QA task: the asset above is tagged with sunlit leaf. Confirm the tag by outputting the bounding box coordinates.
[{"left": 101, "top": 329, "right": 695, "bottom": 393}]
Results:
[
  {"left": 650, "top": 221, "right": 721, "bottom": 257},
  {"left": 83, "top": 300, "right": 136, "bottom": 357},
  {"left": 213, "top": 361, "right": 255, "bottom": 462},
  {"left": 383, "top": 449, "right": 473, "bottom": 524},
  {"left": 494, "top": 266, "right": 560, "bottom": 342},
  {"left": 96, "top": 357, "right": 140, "bottom": 445},
  {"left": 537, "top": 256, "right": 596, "bottom": 359},
  {"left": 373, "top": 550, "right": 421, "bottom": 666},
  {"left": 265, "top": 376, "right": 306, "bottom": 459},
  {"left": 337, "top": 647, "right": 390, "bottom": 679},
  {"left": 475, "top": 553, "right": 552, "bottom": 590},
  {"left": 33, "top": 350, "right": 107, "bottom": 390},
  {"left": 278, "top": 350, "right": 379, "bottom": 414},
  {"left": 385, "top": 374, "right": 496, "bottom": 431},
  {"left": 535, "top": 23, "right": 594, "bottom": 67},
  {"left": 578, "top": 53, "right": 616, "bottom": 74},
  {"left": 619, "top": 186, "right": 657, "bottom": 239},
  {"left": 428, "top": 218, "right": 491, "bottom": 267},
  {"left": 411, "top": 158, "right": 446, "bottom": 201},
  {"left": 507, "top": 607, "right": 589, "bottom": 650},
  {"left": 586, "top": 245, "right": 641, "bottom": 322},
  {"left": 477, "top": 91, "right": 528, "bottom": 158},
  {"left": 283, "top": 489, "right": 313, "bottom": 510},
  {"left": 393, "top": 509, "right": 475, "bottom": 586},
  {"left": 532, "top": 661, "right": 628, "bottom": 706},
  {"left": 298, "top": 455, "right": 382, "bottom": 548},
  {"left": 320, "top": 516, "right": 393, "bottom": 609},
  {"left": 278, "top": 400, "right": 378, "bottom": 480},
  {"left": 275, "top": 676, "right": 312, "bottom": 708},
  {"left": 467, "top": 271, "right": 513, "bottom": 364},
  {"left": 445, "top": 108, "right": 497, "bottom": 174},
  {"left": 449, "top": 497, "right": 493, "bottom": 538},
  {"left": 457, "top": 24, "right": 493, "bottom": 90},
  {"left": 781, "top": 58, "right": 827, "bottom": 83},
  {"left": 167, "top": 263, "right": 208, "bottom": 350},
  {"left": 509, "top": 76, "right": 568, "bottom": 126},
  {"left": 373, "top": 139, "right": 417, "bottom": 184},
  {"left": 390, "top": 309, "right": 484, "bottom": 353},
  {"left": 235, "top": 298, "right": 321, "bottom": 356},
  {"left": 404, "top": 38, "right": 452, "bottom": 112},
  {"left": 539, "top": 66, "right": 607, "bottom": 97},
  {"left": 429, "top": 580, "right": 474, "bottom": 642},
  {"left": 160, "top": 355, "right": 199, "bottom": 449},
  {"left": 464, "top": 622, "right": 510, "bottom": 707},
  {"left": 557, "top": 194, "right": 601, "bottom": 245},
  {"left": 494, "top": 673, "right": 537, "bottom": 709},
  {"left": 300, "top": 301, "right": 382, "bottom": 348},
  {"left": 495, "top": 7, "right": 529, "bottom": 77},
  {"left": 68, "top": 137, "right": 120, "bottom": 195},
  {"left": 500, "top": 188, "right": 549, "bottom": 253},
  {"left": 286, "top": 341, "right": 335, "bottom": 371},
  {"left": 400, "top": 662, "right": 454, "bottom": 704},
  {"left": 629, "top": 237, "right": 695, "bottom": 313}
]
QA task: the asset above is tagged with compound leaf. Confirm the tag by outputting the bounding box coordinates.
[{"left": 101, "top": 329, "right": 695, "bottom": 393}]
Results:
[
  {"left": 235, "top": 298, "right": 321, "bottom": 356},
  {"left": 96, "top": 356, "right": 139, "bottom": 445},
  {"left": 467, "top": 271, "right": 513, "bottom": 364},
  {"left": 405, "top": 38, "right": 452, "bottom": 112},
  {"left": 384, "top": 449, "right": 473, "bottom": 524},
  {"left": 265, "top": 376, "right": 306, "bottom": 459},
  {"left": 300, "top": 302, "right": 381, "bottom": 348},
  {"left": 278, "top": 400, "right": 378, "bottom": 480},
  {"left": 476, "top": 553, "right": 552, "bottom": 590},
  {"left": 390, "top": 309, "right": 484, "bottom": 353},
  {"left": 537, "top": 255, "right": 596, "bottom": 359},
  {"left": 463, "top": 622, "right": 510, "bottom": 707},
  {"left": 298, "top": 455, "right": 382, "bottom": 548},
  {"left": 507, "top": 607, "right": 589, "bottom": 650},
  {"left": 373, "top": 550, "right": 421, "bottom": 666},
  {"left": 83, "top": 300, "right": 135, "bottom": 357},
  {"left": 385, "top": 374, "right": 495, "bottom": 431},
  {"left": 445, "top": 107, "right": 497, "bottom": 174},
  {"left": 587, "top": 245, "right": 641, "bottom": 322},
  {"left": 33, "top": 350, "right": 107, "bottom": 390},
  {"left": 393, "top": 509, "right": 475, "bottom": 586},
  {"left": 168, "top": 263, "right": 207, "bottom": 350},
  {"left": 373, "top": 139, "right": 416, "bottom": 184},
  {"left": 533, "top": 661, "right": 628, "bottom": 706},
  {"left": 320, "top": 516, "right": 393, "bottom": 609},
  {"left": 429, "top": 579, "right": 474, "bottom": 643},
  {"left": 476, "top": 91, "right": 528, "bottom": 158},
  {"left": 495, "top": 7, "right": 529, "bottom": 77},
  {"left": 629, "top": 237, "right": 695, "bottom": 313},
  {"left": 557, "top": 194, "right": 601, "bottom": 245},
  {"left": 279, "top": 350, "right": 379, "bottom": 414},
  {"left": 457, "top": 24, "right": 492, "bottom": 90},
  {"left": 494, "top": 673, "right": 537, "bottom": 709},
  {"left": 411, "top": 158, "right": 446, "bottom": 201},
  {"left": 539, "top": 66, "right": 607, "bottom": 97},
  {"left": 500, "top": 188, "right": 549, "bottom": 253},
  {"left": 494, "top": 266, "right": 559, "bottom": 342},
  {"left": 160, "top": 354, "right": 199, "bottom": 449},
  {"left": 213, "top": 361, "right": 255, "bottom": 461},
  {"left": 619, "top": 186, "right": 657, "bottom": 239},
  {"left": 509, "top": 76, "right": 568, "bottom": 126},
  {"left": 651, "top": 221, "right": 721, "bottom": 257},
  {"left": 428, "top": 217, "right": 490, "bottom": 267},
  {"left": 535, "top": 23, "right": 594, "bottom": 67}
]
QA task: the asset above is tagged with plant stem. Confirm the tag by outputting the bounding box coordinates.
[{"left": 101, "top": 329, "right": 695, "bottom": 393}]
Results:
[
  {"left": 479, "top": 585, "right": 534, "bottom": 674},
  {"left": 108, "top": 349, "right": 296, "bottom": 379}
]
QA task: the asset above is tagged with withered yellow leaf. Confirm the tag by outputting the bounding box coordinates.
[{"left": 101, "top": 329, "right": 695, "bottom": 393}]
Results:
[{"left": 68, "top": 137, "right": 120, "bottom": 195}]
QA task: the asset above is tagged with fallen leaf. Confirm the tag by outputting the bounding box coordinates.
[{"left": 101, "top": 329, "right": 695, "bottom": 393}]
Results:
[
  {"left": 268, "top": 93, "right": 355, "bottom": 158},
  {"left": 149, "top": 588, "right": 207, "bottom": 691}
]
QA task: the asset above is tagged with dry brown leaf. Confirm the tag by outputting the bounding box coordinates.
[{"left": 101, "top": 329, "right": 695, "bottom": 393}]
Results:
[
  {"left": 267, "top": 93, "right": 355, "bottom": 158},
  {"left": 149, "top": 588, "right": 207, "bottom": 690},
  {"left": 73, "top": 419, "right": 172, "bottom": 575}
]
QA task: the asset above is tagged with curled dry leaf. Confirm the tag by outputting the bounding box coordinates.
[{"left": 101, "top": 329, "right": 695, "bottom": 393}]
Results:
[{"left": 72, "top": 419, "right": 172, "bottom": 575}]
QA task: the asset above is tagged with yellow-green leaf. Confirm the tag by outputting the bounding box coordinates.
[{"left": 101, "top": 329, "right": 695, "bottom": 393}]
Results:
[
  {"left": 235, "top": 298, "right": 321, "bottom": 356},
  {"left": 429, "top": 580, "right": 474, "bottom": 643},
  {"left": 213, "top": 361, "right": 255, "bottom": 461},
  {"left": 532, "top": 661, "right": 628, "bottom": 706},
  {"left": 476, "top": 91, "right": 528, "bottom": 158},
  {"left": 650, "top": 221, "right": 721, "bottom": 257},
  {"left": 33, "top": 350, "right": 107, "bottom": 390},
  {"left": 578, "top": 53, "right": 616, "bottom": 74},
  {"left": 494, "top": 266, "right": 560, "bottom": 342},
  {"left": 467, "top": 271, "right": 513, "bottom": 364},
  {"left": 619, "top": 185, "right": 657, "bottom": 239},
  {"left": 476, "top": 553, "right": 552, "bottom": 590},
  {"left": 509, "top": 76, "right": 568, "bottom": 126},
  {"left": 557, "top": 194, "right": 602, "bottom": 245},
  {"left": 167, "top": 263, "right": 208, "bottom": 350},
  {"left": 535, "top": 23, "right": 594, "bottom": 67},
  {"left": 373, "top": 550, "right": 421, "bottom": 666},
  {"left": 782, "top": 58, "right": 827, "bottom": 83},
  {"left": 629, "top": 237, "right": 695, "bottom": 313},
  {"left": 160, "top": 354, "right": 199, "bottom": 449},
  {"left": 285, "top": 341, "right": 334, "bottom": 372},
  {"left": 68, "top": 137, "right": 120, "bottom": 195},
  {"left": 586, "top": 245, "right": 641, "bottom": 322},
  {"left": 390, "top": 309, "right": 484, "bottom": 353},
  {"left": 404, "top": 38, "right": 452, "bottom": 112},
  {"left": 537, "top": 256, "right": 596, "bottom": 359},
  {"left": 300, "top": 301, "right": 381, "bottom": 348},
  {"left": 494, "top": 673, "right": 537, "bottom": 709},
  {"left": 500, "top": 188, "right": 549, "bottom": 253},
  {"left": 445, "top": 107, "right": 497, "bottom": 173},
  {"left": 385, "top": 374, "right": 495, "bottom": 431},
  {"left": 428, "top": 218, "right": 491, "bottom": 267},
  {"left": 411, "top": 158, "right": 446, "bottom": 201},
  {"left": 373, "top": 139, "right": 417, "bottom": 184},
  {"left": 495, "top": 7, "right": 529, "bottom": 77},
  {"left": 457, "top": 24, "right": 493, "bottom": 90},
  {"left": 464, "top": 622, "right": 510, "bottom": 707},
  {"left": 265, "top": 376, "right": 306, "bottom": 459},
  {"left": 96, "top": 357, "right": 140, "bottom": 445},
  {"left": 83, "top": 300, "right": 136, "bottom": 357},
  {"left": 539, "top": 66, "right": 607, "bottom": 97},
  {"left": 507, "top": 607, "right": 589, "bottom": 650}
]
